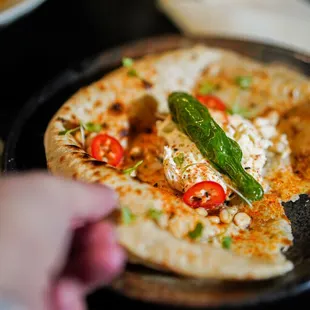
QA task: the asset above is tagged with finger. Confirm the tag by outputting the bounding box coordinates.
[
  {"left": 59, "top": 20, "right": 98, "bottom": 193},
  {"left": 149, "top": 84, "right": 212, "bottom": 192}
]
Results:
[
  {"left": 52, "top": 278, "right": 86, "bottom": 310},
  {"left": 82, "top": 222, "right": 126, "bottom": 285},
  {"left": 85, "top": 242, "right": 126, "bottom": 287},
  {"left": 64, "top": 222, "right": 126, "bottom": 285},
  {"left": 59, "top": 180, "right": 119, "bottom": 222},
  {"left": 1, "top": 171, "right": 119, "bottom": 222},
  {"left": 78, "top": 221, "right": 117, "bottom": 247},
  {"left": 44, "top": 176, "right": 118, "bottom": 223}
]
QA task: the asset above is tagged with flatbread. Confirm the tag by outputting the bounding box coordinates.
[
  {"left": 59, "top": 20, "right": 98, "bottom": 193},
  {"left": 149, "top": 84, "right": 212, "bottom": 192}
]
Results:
[{"left": 44, "top": 45, "right": 310, "bottom": 280}]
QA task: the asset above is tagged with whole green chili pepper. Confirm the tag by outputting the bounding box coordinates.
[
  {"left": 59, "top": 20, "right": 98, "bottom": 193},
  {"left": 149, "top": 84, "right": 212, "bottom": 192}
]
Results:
[{"left": 168, "top": 91, "right": 264, "bottom": 202}]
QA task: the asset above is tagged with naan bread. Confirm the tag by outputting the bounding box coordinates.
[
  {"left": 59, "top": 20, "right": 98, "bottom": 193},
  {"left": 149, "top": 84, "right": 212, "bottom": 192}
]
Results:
[{"left": 44, "top": 45, "right": 310, "bottom": 280}]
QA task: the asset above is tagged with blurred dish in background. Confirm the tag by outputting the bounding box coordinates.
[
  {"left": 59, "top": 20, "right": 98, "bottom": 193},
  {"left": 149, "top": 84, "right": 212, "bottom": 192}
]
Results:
[
  {"left": 0, "top": 0, "right": 46, "bottom": 26},
  {"left": 157, "top": 0, "right": 310, "bottom": 55}
]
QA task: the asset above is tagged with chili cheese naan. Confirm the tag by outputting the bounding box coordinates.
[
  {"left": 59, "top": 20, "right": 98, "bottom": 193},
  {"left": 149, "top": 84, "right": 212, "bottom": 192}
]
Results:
[{"left": 44, "top": 45, "right": 310, "bottom": 280}]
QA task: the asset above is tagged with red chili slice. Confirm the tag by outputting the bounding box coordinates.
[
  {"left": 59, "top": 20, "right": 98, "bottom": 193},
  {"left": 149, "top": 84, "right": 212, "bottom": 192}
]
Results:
[
  {"left": 196, "top": 95, "right": 227, "bottom": 111},
  {"left": 183, "top": 181, "right": 226, "bottom": 210},
  {"left": 91, "top": 134, "right": 124, "bottom": 167}
]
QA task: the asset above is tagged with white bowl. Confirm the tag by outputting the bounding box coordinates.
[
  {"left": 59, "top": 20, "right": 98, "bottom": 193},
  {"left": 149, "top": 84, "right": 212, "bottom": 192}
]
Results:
[
  {"left": 158, "top": 0, "right": 310, "bottom": 55},
  {"left": 0, "top": 0, "right": 46, "bottom": 26}
]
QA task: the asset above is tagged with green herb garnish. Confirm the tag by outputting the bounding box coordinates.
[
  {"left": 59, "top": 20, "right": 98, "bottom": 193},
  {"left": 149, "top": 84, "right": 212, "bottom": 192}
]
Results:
[
  {"left": 122, "top": 57, "right": 134, "bottom": 67},
  {"left": 222, "top": 236, "right": 232, "bottom": 249},
  {"left": 235, "top": 76, "right": 252, "bottom": 90},
  {"left": 122, "top": 57, "right": 139, "bottom": 77},
  {"left": 148, "top": 208, "right": 163, "bottom": 220},
  {"left": 58, "top": 127, "right": 80, "bottom": 136},
  {"left": 123, "top": 160, "right": 144, "bottom": 176},
  {"left": 199, "top": 81, "right": 216, "bottom": 95},
  {"left": 58, "top": 122, "right": 102, "bottom": 136},
  {"left": 227, "top": 103, "right": 249, "bottom": 117},
  {"left": 168, "top": 92, "right": 264, "bottom": 202},
  {"left": 173, "top": 153, "right": 184, "bottom": 168},
  {"left": 83, "top": 122, "right": 102, "bottom": 133},
  {"left": 127, "top": 68, "right": 138, "bottom": 77},
  {"left": 188, "top": 222, "right": 204, "bottom": 240},
  {"left": 121, "top": 207, "right": 136, "bottom": 225}
]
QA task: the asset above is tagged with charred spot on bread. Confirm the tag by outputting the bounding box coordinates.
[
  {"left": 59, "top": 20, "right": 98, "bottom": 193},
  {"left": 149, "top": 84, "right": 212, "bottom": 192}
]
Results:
[
  {"left": 109, "top": 102, "right": 124, "bottom": 115},
  {"left": 144, "top": 127, "right": 153, "bottom": 134},
  {"left": 87, "top": 160, "right": 107, "bottom": 167},
  {"left": 102, "top": 122, "right": 109, "bottom": 129},
  {"left": 141, "top": 79, "right": 153, "bottom": 89},
  {"left": 66, "top": 144, "right": 82, "bottom": 151},
  {"left": 119, "top": 128, "right": 129, "bottom": 138},
  {"left": 82, "top": 153, "right": 92, "bottom": 159}
]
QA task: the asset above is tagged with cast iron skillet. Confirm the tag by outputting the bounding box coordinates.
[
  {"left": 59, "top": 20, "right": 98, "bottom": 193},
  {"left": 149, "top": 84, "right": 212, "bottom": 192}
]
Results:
[{"left": 3, "top": 34, "right": 310, "bottom": 309}]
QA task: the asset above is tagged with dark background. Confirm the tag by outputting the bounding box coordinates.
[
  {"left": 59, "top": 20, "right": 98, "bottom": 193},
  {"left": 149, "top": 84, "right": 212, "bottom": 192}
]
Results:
[{"left": 0, "top": 0, "right": 309, "bottom": 309}]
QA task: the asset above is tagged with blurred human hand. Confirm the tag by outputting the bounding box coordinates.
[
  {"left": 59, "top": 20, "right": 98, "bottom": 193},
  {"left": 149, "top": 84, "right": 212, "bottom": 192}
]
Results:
[{"left": 0, "top": 172, "right": 126, "bottom": 310}]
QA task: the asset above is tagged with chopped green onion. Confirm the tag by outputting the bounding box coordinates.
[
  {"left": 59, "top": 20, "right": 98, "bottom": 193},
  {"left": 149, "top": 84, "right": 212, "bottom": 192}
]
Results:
[
  {"left": 83, "top": 122, "right": 102, "bottom": 133},
  {"left": 199, "top": 81, "right": 216, "bottom": 95},
  {"left": 59, "top": 122, "right": 102, "bottom": 136},
  {"left": 222, "top": 236, "right": 232, "bottom": 249},
  {"left": 121, "top": 207, "right": 136, "bottom": 225},
  {"left": 123, "top": 160, "right": 144, "bottom": 176},
  {"left": 127, "top": 68, "right": 138, "bottom": 77},
  {"left": 148, "top": 208, "right": 163, "bottom": 220},
  {"left": 235, "top": 76, "right": 252, "bottom": 90},
  {"left": 58, "top": 127, "right": 80, "bottom": 136},
  {"left": 122, "top": 57, "right": 134, "bottom": 68},
  {"left": 122, "top": 57, "right": 139, "bottom": 77},
  {"left": 227, "top": 103, "right": 249, "bottom": 117},
  {"left": 188, "top": 222, "right": 204, "bottom": 240},
  {"left": 173, "top": 153, "right": 184, "bottom": 168}
]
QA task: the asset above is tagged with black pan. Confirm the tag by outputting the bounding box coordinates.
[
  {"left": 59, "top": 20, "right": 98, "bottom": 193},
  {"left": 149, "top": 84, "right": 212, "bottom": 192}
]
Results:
[{"left": 2, "top": 34, "right": 310, "bottom": 309}]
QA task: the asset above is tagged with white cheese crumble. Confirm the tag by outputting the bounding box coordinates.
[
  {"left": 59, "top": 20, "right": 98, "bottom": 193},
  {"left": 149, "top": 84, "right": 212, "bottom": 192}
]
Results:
[{"left": 157, "top": 110, "right": 276, "bottom": 199}]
